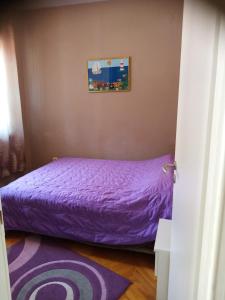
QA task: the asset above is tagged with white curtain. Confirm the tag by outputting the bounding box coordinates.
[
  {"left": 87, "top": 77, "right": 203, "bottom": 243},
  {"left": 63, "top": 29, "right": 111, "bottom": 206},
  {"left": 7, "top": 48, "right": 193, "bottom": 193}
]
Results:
[{"left": 0, "top": 21, "right": 25, "bottom": 178}]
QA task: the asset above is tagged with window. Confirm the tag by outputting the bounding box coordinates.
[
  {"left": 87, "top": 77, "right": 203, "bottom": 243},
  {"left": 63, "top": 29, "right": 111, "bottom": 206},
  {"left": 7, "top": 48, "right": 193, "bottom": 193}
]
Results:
[{"left": 0, "top": 41, "right": 10, "bottom": 140}]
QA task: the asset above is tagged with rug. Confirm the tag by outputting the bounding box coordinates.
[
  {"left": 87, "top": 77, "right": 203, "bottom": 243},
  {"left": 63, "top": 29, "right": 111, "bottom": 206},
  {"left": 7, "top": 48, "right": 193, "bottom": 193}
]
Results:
[{"left": 7, "top": 236, "right": 131, "bottom": 300}]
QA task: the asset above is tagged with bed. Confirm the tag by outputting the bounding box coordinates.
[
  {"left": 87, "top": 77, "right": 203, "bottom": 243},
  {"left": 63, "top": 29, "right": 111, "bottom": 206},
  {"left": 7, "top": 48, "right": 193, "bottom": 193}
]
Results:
[{"left": 0, "top": 154, "right": 174, "bottom": 246}]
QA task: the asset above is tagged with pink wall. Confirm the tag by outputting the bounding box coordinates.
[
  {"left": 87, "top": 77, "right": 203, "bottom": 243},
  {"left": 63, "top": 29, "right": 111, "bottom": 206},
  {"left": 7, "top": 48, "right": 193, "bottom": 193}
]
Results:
[{"left": 14, "top": 0, "right": 183, "bottom": 169}]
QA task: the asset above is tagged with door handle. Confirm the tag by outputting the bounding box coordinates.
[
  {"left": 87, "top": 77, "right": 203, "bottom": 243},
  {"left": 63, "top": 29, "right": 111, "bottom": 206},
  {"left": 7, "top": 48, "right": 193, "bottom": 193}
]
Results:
[{"left": 162, "top": 162, "right": 177, "bottom": 174}]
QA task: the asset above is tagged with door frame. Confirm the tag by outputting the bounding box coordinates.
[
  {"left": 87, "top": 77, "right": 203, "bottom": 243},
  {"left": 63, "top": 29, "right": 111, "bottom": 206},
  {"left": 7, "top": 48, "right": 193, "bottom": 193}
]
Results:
[
  {"left": 0, "top": 198, "right": 11, "bottom": 300},
  {"left": 197, "top": 13, "right": 225, "bottom": 300},
  {"left": 168, "top": 1, "right": 225, "bottom": 299}
]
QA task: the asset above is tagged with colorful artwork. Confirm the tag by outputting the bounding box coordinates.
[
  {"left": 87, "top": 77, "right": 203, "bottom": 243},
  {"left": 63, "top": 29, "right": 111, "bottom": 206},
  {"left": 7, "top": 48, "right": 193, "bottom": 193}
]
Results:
[{"left": 88, "top": 57, "right": 130, "bottom": 92}]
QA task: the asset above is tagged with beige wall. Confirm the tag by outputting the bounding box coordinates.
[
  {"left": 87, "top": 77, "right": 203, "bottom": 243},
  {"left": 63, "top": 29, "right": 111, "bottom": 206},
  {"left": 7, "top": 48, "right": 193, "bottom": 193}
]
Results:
[{"left": 14, "top": 0, "right": 183, "bottom": 169}]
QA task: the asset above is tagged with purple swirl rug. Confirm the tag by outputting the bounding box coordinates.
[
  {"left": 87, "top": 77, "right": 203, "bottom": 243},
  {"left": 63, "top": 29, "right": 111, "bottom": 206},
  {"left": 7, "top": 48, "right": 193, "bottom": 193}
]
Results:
[{"left": 7, "top": 236, "right": 131, "bottom": 300}]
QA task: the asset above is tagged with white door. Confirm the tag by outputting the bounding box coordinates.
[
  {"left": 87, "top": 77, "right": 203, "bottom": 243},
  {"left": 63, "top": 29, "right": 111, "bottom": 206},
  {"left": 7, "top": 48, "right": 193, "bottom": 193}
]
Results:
[
  {"left": 168, "top": 0, "right": 225, "bottom": 299},
  {"left": 0, "top": 198, "right": 11, "bottom": 300}
]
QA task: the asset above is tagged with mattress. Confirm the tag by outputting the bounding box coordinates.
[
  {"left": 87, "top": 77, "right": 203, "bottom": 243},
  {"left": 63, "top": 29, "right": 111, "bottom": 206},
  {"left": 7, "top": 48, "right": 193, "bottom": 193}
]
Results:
[{"left": 1, "top": 155, "right": 174, "bottom": 245}]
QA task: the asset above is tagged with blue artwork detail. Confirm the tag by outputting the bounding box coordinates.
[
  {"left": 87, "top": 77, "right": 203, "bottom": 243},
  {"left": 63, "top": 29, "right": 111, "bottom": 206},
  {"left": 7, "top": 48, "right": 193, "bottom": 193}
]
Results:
[{"left": 88, "top": 58, "right": 130, "bottom": 92}]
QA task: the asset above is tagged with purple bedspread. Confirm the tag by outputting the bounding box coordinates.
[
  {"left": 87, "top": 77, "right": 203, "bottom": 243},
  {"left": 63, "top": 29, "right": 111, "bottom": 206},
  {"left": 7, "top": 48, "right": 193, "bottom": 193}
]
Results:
[{"left": 1, "top": 155, "right": 174, "bottom": 245}]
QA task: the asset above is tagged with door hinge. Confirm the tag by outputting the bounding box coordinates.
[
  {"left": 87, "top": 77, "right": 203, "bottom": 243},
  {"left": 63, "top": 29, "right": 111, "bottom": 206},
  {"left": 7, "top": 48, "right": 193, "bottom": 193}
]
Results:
[
  {"left": 162, "top": 161, "right": 177, "bottom": 183},
  {"left": 162, "top": 161, "right": 177, "bottom": 174}
]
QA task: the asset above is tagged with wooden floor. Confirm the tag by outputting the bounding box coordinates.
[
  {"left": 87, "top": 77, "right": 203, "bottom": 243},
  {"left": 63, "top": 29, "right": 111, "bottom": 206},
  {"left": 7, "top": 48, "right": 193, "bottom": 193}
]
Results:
[{"left": 6, "top": 232, "right": 156, "bottom": 300}]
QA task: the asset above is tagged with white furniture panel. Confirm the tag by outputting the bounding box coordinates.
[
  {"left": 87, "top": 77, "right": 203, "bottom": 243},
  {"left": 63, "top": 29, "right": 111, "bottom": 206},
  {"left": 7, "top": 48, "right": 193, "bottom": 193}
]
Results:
[{"left": 154, "top": 219, "right": 171, "bottom": 300}]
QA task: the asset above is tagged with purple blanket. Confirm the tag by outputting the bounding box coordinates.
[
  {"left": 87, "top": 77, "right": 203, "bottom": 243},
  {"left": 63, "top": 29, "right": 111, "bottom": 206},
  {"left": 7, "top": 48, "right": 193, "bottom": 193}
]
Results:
[{"left": 1, "top": 155, "right": 173, "bottom": 245}]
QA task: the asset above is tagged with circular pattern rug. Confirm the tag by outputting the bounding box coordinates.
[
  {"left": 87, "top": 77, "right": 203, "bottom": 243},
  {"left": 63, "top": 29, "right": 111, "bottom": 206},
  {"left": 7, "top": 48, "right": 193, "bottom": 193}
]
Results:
[{"left": 7, "top": 236, "right": 131, "bottom": 300}]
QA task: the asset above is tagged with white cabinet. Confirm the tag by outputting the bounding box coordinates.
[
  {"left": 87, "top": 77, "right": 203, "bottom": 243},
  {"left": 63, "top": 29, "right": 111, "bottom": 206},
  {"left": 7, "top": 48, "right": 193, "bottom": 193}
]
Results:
[
  {"left": 154, "top": 219, "right": 171, "bottom": 300},
  {"left": 0, "top": 197, "right": 11, "bottom": 300}
]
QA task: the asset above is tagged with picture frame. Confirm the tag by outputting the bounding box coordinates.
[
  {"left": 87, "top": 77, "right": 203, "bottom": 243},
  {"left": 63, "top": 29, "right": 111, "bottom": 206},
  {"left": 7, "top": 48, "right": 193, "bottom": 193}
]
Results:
[{"left": 87, "top": 56, "right": 130, "bottom": 93}]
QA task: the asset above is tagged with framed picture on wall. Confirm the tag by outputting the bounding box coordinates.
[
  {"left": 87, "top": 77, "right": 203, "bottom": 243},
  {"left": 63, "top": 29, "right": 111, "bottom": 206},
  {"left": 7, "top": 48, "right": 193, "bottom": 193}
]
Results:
[{"left": 87, "top": 57, "right": 130, "bottom": 92}]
